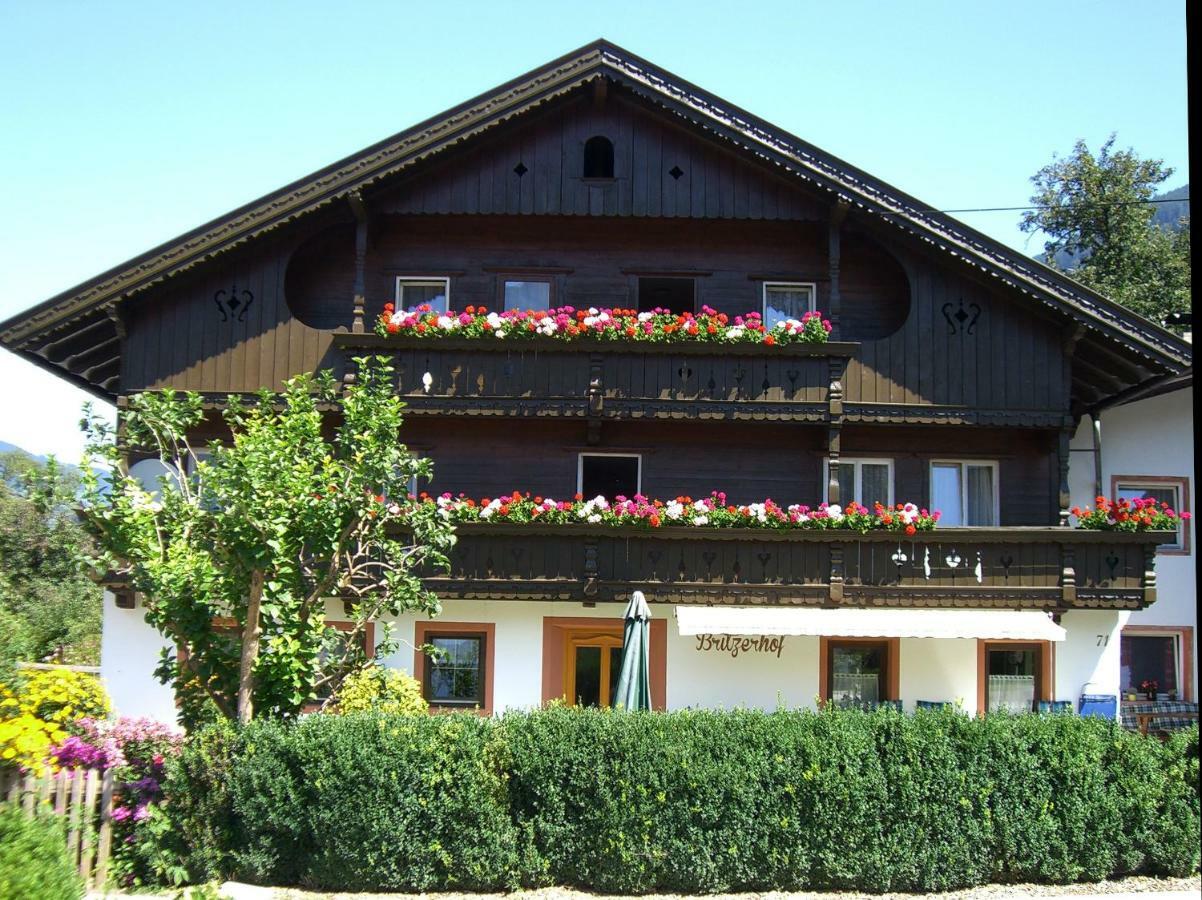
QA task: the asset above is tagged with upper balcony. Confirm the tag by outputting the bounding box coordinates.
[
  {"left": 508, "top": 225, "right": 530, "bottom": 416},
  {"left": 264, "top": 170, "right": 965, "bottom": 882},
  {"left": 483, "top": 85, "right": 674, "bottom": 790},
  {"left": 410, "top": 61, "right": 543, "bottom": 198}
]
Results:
[
  {"left": 423, "top": 524, "right": 1169, "bottom": 611},
  {"left": 337, "top": 333, "right": 855, "bottom": 423}
]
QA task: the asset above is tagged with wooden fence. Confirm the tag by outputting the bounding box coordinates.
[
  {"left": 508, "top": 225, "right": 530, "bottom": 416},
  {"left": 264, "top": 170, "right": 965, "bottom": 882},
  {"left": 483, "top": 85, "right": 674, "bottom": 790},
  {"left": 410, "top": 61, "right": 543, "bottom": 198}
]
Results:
[{"left": 1, "top": 767, "right": 116, "bottom": 889}]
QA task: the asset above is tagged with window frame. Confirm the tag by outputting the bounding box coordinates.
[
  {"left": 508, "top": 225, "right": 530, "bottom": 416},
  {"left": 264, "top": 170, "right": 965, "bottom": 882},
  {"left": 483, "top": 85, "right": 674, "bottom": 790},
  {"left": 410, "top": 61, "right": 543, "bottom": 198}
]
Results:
[
  {"left": 929, "top": 459, "right": 1000, "bottom": 527},
  {"left": 413, "top": 621, "right": 495, "bottom": 715},
  {"left": 394, "top": 276, "right": 451, "bottom": 313},
  {"left": 1111, "top": 475, "right": 1191, "bottom": 554},
  {"left": 577, "top": 452, "right": 643, "bottom": 499},
  {"left": 1120, "top": 625, "right": 1194, "bottom": 701},
  {"left": 542, "top": 616, "right": 667, "bottom": 710},
  {"left": 497, "top": 275, "right": 555, "bottom": 312},
  {"left": 818, "top": 636, "right": 899, "bottom": 706},
  {"left": 977, "top": 639, "right": 1053, "bottom": 715},
  {"left": 761, "top": 281, "right": 817, "bottom": 328},
  {"left": 563, "top": 630, "right": 625, "bottom": 708},
  {"left": 635, "top": 276, "right": 696, "bottom": 315},
  {"left": 823, "top": 457, "right": 894, "bottom": 507}
]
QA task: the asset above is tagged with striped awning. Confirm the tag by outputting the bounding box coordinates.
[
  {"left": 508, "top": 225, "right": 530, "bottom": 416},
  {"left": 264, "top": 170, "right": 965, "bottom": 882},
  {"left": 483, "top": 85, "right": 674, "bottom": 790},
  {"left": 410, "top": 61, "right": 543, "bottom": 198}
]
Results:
[{"left": 674, "top": 607, "right": 1066, "bottom": 641}]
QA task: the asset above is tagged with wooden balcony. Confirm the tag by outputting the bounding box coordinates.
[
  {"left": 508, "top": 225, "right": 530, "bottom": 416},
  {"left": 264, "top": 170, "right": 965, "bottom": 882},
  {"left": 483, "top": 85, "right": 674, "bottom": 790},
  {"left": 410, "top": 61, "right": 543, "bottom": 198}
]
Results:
[
  {"left": 335, "top": 334, "right": 856, "bottom": 422},
  {"left": 425, "top": 525, "right": 1170, "bottom": 610}
]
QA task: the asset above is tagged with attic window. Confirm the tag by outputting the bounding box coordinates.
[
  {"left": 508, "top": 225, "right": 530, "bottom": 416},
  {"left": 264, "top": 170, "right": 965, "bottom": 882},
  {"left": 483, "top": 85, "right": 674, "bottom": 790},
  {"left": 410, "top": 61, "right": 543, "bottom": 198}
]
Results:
[{"left": 583, "top": 136, "right": 614, "bottom": 179}]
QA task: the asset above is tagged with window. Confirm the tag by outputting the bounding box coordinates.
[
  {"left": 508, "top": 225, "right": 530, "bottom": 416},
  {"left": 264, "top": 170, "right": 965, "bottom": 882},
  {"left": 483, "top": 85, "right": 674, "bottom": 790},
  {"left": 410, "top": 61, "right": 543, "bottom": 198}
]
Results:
[
  {"left": 425, "top": 634, "right": 485, "bottom": 707},
  {"left": 821, "top": 637, "right": 898, "bottom": 708},
  {"left": 565, "top": 630, "right": 624, "bottom": 708},
  {"left": 413, "top": 622, "right": 494, "bottom": 713},
  {"left": 824, "top": 458, "right": 893, "bottom": 507},
  {"left": 501, "top": 279, "right": 552, "bottom": 312},
  {"left": 395, "top": 276, "right": 450, "bottom": 314},
  {"left": 977, "top": 640, "right": 1053, "bottom": 714},
  {"left": 637, "top": 277, "right": 694, "bottom": 314},
  {"left": 1113, "top": 476, "right": 1190, "bottom": 553},
  {"left": 578, "top": 453, "right": 641, "bottom": 500},
  {"left": 312, "top": 623, "right": 373, "bottom": 705},
  {"left": 930, "top": 460, "right": 998, "bottom": 526},
  {"left": 583, "top": 135, "right": 614, "bottom": 179},
  {"left": 762, "top": 282, "right": 816, "bottom": 329},
  {"left": 1121, "top": 627, "right": 1193, "bottom": 699}
]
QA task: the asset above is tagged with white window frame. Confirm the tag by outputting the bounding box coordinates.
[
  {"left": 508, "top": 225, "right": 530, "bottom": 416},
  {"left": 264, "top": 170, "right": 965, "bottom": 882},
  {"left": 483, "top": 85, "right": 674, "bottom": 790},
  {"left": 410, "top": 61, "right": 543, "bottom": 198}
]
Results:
[
  {"left": 500, "top": 276, "right": 554, "bottom": 312},
  {"left": 823, "top": 457, "right": 894, "bottom": 507},
  {"left": 929, "top": 459, "right": 1000, "bottom": 527},
  {"left": 395, "top": 276, "right": 451, "bottom": 313},
  {"left": 577, "top": 452, "right": 643, "bottom": 499},
  {"left": 762, "top": 281, "right": 817, "bottom": 327},
  {"left": 1113, "top": 476, "right": 1190, "bottom": 554}
]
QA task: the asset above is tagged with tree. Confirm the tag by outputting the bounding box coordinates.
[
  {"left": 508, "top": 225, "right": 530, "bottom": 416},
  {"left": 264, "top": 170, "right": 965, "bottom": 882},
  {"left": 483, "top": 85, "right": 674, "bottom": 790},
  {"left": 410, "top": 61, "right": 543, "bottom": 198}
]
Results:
[
  {"left": 1020, "top": 135, "right": 1191, "bottom": 326},
  {"left": 81, "top": 358, "right": 456, "bottom": 726},
  {"left": 0, "top": 453, "right": 102, "bottom": 677}
]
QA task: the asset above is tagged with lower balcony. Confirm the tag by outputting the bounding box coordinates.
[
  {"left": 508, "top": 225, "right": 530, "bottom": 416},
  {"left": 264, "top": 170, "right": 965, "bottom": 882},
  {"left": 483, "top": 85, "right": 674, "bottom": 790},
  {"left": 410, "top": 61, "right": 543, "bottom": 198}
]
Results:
[{"left": 425, "top": 525, "right": 1168, "bottom": 610}]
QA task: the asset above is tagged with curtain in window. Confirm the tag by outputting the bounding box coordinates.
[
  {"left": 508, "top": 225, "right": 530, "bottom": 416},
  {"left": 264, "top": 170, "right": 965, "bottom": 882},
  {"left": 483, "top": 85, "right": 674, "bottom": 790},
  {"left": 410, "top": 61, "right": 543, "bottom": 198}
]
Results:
[
  {"left": 931, "top": 464, "right": 962, "bottom": 526},
  {"left": 988, "top": 674, "right": 1034, "bottom": 712},
  {"left": 966, "top": 465, "right": 995, "bottom": 526},
  {"left": 861, "top": 464, "right": 890, "bottom": 507},
  {"left": 763, "top": 286, "right": 812, "bottom": 328},
  {"left": 832, "top": 673, "right": 880, "bottom": 705},
  {"left": 504, "top": 281, "right": 551, "bottom": 311},
  {"left": 403, "top": 283, "right": 448, "bottom": 313},
  {"left": 837, "top": 466, "right": 856, "bottom": 504}
]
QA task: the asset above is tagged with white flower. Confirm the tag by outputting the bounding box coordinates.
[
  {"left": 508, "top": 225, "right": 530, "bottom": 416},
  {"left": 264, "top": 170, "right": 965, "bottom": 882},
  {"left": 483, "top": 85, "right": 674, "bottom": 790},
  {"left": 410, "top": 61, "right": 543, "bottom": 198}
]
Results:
[
  {"left": 437, "top": 315, "right": 456, "bottom": 330},
  {"left": 826, "top": 504, "right": 843, "bottom": 520},
  {"left": 587, "top": 514, "right": 602, "bottom": 524},
  {"left": 485, "top": 312, "right": 503, "bottom": 329},
  {"left": 495, "top": 330, "right": 507, "bottom": 338},
  {"left": 726, "top": 325, "right": 746, "bottom": 339},
  {"left": 637, "top": 311, "right": 654, "bottom": 322},
  {"left": 693, "top": 499, "right": 710, "bottom": 512},
  {"left": 665, "top": 501, "right": 684, "bottom": 520},
  {"left": 693, "top": 515, "right": 709, "bottom": 526}
]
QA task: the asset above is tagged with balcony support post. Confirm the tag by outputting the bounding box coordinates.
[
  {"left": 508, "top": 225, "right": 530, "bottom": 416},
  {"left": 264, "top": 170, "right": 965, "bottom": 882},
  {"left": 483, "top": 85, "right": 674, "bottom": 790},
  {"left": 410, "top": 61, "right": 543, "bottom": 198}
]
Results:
[
  {"left": 586, "top": 352, "right": 604, "bottom": 445},
  {"left": 1059, "top": 543, "right": 1076, "bottom": 605},
  {"left": 826, "top": 356, "right": 845, "bottom": 505},
  {"left": 829, "top": 542, "right": 844, "bottom": 604},
  {"left": 348, "top": 191, "right": 369, "bottom": 334},
  {"left": 1142, "top": 544, "right": 1157, "bottom": 607},
  {"left": 1058, "top": 324, "right": 1084, "bottom": 524},
  {"left": 827, "top": 201, "right": 848, "bottom": 340}
]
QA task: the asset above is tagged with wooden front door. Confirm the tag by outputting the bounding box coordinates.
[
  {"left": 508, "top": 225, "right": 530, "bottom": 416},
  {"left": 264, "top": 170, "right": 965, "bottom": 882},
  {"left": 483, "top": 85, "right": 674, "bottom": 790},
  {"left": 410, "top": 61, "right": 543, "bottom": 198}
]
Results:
[{"left": 564, "top": 630, "right": 624, "bottom": 708}]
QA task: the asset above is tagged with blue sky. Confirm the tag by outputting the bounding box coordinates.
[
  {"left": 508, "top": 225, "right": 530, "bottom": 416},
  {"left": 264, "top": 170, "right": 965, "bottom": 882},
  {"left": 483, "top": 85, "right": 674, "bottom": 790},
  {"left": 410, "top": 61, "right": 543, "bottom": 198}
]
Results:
[{"left": 0, "top": 1, "right": 1189, "bottom": 461}]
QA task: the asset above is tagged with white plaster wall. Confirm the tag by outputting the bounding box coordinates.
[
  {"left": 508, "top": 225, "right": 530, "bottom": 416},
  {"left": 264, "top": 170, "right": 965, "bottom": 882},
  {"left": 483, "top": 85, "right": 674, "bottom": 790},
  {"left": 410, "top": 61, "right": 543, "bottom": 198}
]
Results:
[
  {"left": 1068, "top": 386, "right": 1196, "bottom": 698},
  {"left": 667, "top": 631, "right": 818, "bottom": 710},
  {"left": 99, "top": 590, "right": 177, "bottom": 722},
  {"left": 1055, "top": 609, "right": 1126, "bottom": 703},
  {"left": 898, "top": 638, "right": 977, "bottom": 711}
]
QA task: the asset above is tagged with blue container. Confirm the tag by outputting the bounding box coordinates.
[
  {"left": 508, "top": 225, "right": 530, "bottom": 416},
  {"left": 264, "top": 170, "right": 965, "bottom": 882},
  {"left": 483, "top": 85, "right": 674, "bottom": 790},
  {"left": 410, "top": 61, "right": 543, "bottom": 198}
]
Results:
[{"left": 1079, "top": 694, "right": 1117, "bottom": 719}]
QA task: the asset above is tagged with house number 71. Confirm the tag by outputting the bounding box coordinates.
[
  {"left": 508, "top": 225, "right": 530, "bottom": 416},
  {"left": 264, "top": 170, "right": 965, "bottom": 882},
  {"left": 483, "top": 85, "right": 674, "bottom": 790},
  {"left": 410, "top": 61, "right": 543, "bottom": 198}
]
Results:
[{"left": 1096, "top": 634, "right": 1110, "bottom": 647}]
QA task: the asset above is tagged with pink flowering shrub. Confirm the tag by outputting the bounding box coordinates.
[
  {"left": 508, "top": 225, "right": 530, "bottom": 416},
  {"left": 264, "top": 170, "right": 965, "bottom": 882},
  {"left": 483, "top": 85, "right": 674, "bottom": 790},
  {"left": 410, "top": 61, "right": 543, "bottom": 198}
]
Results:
[
  {"left": 377, "top": 303, "right": 833, "bottom": 345},
  {"left": 49, "top": 716, "right": 182, "bottom": 886},
  {"left": 426, "top": 491, "right": 939, "bottom": 535}
]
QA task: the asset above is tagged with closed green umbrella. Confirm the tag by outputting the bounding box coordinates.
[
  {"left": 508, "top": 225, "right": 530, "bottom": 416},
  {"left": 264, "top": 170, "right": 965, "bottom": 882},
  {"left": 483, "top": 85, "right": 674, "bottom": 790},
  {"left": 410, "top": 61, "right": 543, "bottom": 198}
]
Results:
[{"left": 614, "top": 590, "right": 652, "bottom": 711}]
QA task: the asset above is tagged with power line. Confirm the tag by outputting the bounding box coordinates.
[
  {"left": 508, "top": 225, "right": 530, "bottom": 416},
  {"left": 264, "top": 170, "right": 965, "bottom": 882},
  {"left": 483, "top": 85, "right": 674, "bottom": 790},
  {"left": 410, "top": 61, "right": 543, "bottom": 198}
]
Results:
[{"left": 882, "top": 197, "right": 1189, "bottom": 216}]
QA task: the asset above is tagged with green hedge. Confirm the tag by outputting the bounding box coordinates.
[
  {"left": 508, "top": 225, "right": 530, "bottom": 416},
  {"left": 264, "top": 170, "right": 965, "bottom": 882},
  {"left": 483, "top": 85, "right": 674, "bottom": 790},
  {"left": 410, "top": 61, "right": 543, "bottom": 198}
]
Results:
[
  {"left": 0, "top": 804, "right": 84, "bottom": 900},
  {"left": 160, "top": 708, "right": 1200, "bottom": 893}
]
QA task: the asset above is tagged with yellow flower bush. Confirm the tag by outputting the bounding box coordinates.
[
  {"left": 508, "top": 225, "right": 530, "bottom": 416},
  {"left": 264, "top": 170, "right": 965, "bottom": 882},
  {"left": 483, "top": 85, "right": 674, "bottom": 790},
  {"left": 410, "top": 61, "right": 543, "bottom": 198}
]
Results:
[
  {"left": 0, "top": 669, "right": 110, "bottom": 773},
  {"left": 11, "top": 669, "right": 110, "bottom": 725},
  {"left": 0, "top": 714, "right": 67, "bottom": 774},
  {"left": 330, "top": 666, "right": 427, "bottom": 716}
]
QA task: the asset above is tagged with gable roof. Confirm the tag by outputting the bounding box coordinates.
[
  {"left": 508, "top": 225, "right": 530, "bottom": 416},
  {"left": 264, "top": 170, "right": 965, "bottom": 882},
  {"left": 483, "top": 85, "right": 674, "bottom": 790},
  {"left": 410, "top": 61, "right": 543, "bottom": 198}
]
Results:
[{"left": 1, "top": 39, "right": 1190, "bottom": 402}]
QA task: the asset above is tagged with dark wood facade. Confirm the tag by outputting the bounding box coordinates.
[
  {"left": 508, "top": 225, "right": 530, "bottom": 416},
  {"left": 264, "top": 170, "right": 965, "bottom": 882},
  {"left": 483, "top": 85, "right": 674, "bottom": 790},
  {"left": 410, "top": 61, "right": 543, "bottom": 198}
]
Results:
[{"left": 1, "top": 41, "right": 1187, "bottom": 612}]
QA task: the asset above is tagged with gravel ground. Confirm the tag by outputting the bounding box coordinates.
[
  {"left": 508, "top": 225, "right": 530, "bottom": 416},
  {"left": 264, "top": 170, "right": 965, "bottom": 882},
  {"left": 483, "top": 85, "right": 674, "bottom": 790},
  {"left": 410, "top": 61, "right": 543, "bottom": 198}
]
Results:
[{"left": 200, "top": 875, "right": 1202, "bottom": 900}]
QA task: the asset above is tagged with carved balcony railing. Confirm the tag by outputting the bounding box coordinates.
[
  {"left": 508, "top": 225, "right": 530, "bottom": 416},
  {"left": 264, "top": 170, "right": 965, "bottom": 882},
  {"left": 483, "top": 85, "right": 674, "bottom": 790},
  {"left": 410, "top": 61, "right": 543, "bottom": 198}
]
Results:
[
  {"left": 423, "top": 525, "right": 1171, "bottom": 610},
  {"left": 335, "top": 334, "right": 857, "bottom": 422}
]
